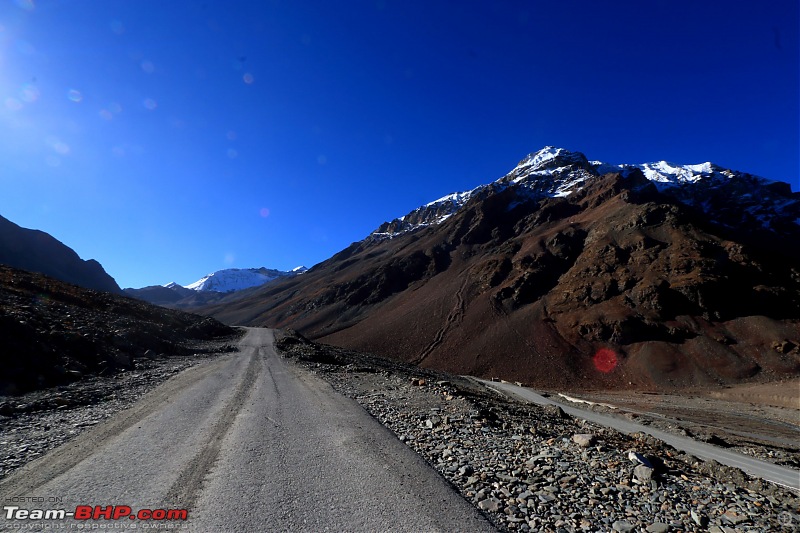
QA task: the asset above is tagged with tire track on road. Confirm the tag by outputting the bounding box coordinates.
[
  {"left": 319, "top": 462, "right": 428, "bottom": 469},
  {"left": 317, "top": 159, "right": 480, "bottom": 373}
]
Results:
[
  {"left": 163, "top": 343, "right": 262, "bottom": 510},
  {"left": 0, "top": 354, "right": 238, "bottom": 496}
]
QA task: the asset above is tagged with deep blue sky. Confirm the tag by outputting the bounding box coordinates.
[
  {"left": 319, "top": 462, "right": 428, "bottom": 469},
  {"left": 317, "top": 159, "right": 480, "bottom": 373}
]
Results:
[{"left": 1, "top": 0, "right": 797, "bottom": 288}]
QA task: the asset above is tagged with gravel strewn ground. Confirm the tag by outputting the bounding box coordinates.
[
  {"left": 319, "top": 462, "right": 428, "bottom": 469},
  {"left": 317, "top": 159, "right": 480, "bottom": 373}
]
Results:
[{"left": 275, "top": 332, "right": 800, "bottom": 533}]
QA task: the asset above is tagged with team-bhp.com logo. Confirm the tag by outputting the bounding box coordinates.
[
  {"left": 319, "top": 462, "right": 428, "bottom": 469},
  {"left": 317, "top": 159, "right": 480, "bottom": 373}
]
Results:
[{"left": 4, "top": 505, "right": 188, "bottom": 521}]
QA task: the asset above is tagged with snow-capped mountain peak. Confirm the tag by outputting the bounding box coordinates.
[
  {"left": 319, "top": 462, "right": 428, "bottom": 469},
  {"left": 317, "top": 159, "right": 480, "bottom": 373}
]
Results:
[
  {"left": 181, "top": 267, "right": 302, "bottom": 293},
  {"left": 516, "top": 146, "right": 591, "bottom": 173},
  {"left": 369, "top": 147, "right": 798, "bottom": 240}
]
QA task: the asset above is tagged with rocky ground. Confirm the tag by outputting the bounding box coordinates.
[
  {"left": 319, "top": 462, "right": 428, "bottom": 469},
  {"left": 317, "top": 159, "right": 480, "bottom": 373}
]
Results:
[
  {"left": 0, "top": 335, "right": 241, "bottom": 480},
  {"left": 2, "top": 326, "right": 797, "bottom": 532},
  {"left": 275, "top": 331, "right": 800, "bottom": 533}
]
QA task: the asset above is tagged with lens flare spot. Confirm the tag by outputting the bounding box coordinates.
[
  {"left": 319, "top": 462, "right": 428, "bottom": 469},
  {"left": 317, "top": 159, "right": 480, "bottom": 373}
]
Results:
[
  {"left": 5, "top": 98, "right": 23, "bottom": 111},
  {"left": 67, "top": 89, "right": 82, "bottom": 102},
  {"left": 45, "top": 136, "right": 70, "bottom": 155},
  {"left": 593, "top": 348, "right": 618, "bottom": 373},
  {"left": 140, "top": 60, "right": 155, "bottom": 74},
  {"left": 143, "top": 98, "right": 157, "bottom": 110},
  {"left": 45, "top": 155, "right": 60, "bottom": 167},
  {"left": 226, "top": 130, "right": 237, "bottom": 141},
  {"left": 99, "top": 109, "right": 113, "bottom": 120},
  {"left": 223, "top": 253, "right": 235, "bottom": 265},
  {"left": 20, "top": 84, "right": 39, "bottom": 103},
  {"left": 259, "top": 207, "right": 270, "bottom": 218},
  {"left": 226, "top": 148, "right": 238, "bottom": 159},
  {"left": 242, "top": 72, "right": 254, "bottom": 84}
]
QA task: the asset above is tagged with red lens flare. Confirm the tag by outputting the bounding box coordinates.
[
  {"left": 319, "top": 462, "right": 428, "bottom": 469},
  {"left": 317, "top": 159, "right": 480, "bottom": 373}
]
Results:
[{"left": 593, "top": 348, "right": 618, "bottom": 373}]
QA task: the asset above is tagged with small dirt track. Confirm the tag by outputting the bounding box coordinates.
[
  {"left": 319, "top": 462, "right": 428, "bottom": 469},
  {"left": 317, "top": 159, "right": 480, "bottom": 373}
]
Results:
[
  {"left": 479, "top": 379, "right": 800, "bottom": 492},
  {"left": 0, "top": 328, "right": 494, "bottom": 532}
]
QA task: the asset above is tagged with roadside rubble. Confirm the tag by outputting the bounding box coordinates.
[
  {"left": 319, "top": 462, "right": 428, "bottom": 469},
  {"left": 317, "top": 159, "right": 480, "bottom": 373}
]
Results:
[{"left": 276, "top": 331, "right": 800, "bottom": 532}]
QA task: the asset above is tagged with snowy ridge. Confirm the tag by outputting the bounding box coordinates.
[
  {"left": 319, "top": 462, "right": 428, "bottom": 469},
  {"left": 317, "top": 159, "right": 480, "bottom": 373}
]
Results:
[
  {"left": 371, "top": 184, "right": 493, "bottom": 239},
  {"left": 370, "top": 146, "right": 798, "bottom": 240},
  {"left": 426, "top": 189, "right": 478, "bottom": 208},
  {"left": 181, "top": 267, "right": 306, "bottom": 293},
  {"left": 515, "top": 146, "right": 589, "bottom": 172},
  {"left": 636, "top": 161, "right": 715, "bottom": 184},
  {"left": 597, "top": 160, "right": 728, "bottom": 187}
]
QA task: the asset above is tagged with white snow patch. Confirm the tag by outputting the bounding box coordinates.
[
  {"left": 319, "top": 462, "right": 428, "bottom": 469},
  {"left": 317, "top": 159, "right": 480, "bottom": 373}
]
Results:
[
  {"left": 185, "top": 267, "right": 301, "bottom": 293},
  {"left": 634, "top": 161, "right": 715, "bottom": 184},
  {"left": 516, "top": 146, "right": 565, "bottom": 170},
  {"left": 426, "top": 189, "right": 476, "bottom": 207}
]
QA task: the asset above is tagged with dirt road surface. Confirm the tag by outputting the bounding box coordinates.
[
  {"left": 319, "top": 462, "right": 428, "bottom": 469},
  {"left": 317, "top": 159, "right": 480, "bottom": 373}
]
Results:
[{"left": 0, "top": 328, "right": 494, "bottom": 532}]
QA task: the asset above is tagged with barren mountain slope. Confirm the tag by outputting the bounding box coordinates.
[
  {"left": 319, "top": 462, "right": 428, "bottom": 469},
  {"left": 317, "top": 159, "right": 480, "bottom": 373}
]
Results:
[{"left": 203, "top": 169, "right": 800, "bottom": 390}]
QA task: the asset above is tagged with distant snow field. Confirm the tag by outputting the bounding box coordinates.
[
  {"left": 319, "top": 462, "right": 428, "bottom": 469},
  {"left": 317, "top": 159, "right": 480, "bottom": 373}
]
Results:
[{"left": 176, "top": 266, "right": 307, "bottom": 293}]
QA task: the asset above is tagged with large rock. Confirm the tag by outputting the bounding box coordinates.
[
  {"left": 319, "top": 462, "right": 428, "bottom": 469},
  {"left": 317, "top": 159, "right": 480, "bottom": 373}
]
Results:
[
  {"left": 572, "top": 433, "right": 595, "bottom": 447},
  {"left": 634, "top": 464, "right": 654, "bottom": 483}
]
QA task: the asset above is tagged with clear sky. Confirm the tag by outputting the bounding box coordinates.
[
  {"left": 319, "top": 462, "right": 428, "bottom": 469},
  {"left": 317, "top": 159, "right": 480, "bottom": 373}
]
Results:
[{"left": 1, "top": 0, "right": 797, "bottom": 289}]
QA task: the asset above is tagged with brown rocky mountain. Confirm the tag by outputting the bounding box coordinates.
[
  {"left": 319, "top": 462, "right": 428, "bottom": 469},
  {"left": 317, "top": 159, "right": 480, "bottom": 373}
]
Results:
[
  {"left": 201, "top": 149, "right": 800, "bottom": 390},
  {"left": 0, "top": 264, "right": 236, "bottom": 395},
  {"left": 0, "top": 214, "right": 122, "bottom": 294},
  {"left": 123, "top": 283, "right": 255, "bottom": 310},
  {"left": 124, "top": 283, "right": 196, "bottom": 306}
]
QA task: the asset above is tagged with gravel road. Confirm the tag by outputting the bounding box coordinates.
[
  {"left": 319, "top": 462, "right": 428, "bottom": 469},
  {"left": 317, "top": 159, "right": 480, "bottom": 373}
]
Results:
[{"left": 0, "top": 328, "right": 493, "bottom": 532}]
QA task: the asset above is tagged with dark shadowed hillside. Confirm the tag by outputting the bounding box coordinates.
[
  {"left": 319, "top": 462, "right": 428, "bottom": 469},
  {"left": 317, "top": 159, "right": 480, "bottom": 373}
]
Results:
[
  {"left": 0, "top": 265, "right": 237, "bottom": 395},
  {"left": 0, "top": 214, "right": 122, "bottom": 294}
]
